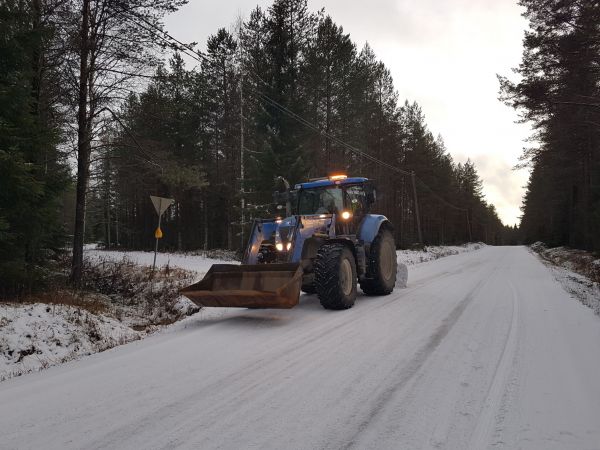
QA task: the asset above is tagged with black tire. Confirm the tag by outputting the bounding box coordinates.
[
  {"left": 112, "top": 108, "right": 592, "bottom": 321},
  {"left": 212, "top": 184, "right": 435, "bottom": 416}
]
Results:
[
  {"left": 301, "top": 283, "right": 316, "bottom": 294},
  {"left": 360, "top": 228, "right": 397, "bottom": 295},
  {"left": 314, "top": 243, "right": 357, "bottom": 310}
]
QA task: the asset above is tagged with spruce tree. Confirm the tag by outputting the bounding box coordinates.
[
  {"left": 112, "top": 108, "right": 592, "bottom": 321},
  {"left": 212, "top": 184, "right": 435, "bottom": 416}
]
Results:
[{"left": 0, "top": 0, "right": 68, "bottom": 295}]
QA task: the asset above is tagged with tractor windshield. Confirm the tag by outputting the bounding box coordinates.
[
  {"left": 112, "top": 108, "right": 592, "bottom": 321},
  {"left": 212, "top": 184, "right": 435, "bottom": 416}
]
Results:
[{"left": 297, "top": 187, "right": 344, "bottom": 215}]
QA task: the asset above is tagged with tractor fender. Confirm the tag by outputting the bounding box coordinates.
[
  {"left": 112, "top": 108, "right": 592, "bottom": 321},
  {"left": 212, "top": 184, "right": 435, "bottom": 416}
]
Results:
[{"left": 358, "top": 215, "right": 393, "bottom": 256}]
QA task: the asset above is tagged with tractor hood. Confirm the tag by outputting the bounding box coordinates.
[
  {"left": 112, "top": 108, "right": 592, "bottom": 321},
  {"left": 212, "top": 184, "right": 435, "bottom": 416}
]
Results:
[
  {"left": 243, "top": 214, "right": 335, "bottom": 265},
  {"left": 275, "top": 216, "right": 297, "bottom": 243}
]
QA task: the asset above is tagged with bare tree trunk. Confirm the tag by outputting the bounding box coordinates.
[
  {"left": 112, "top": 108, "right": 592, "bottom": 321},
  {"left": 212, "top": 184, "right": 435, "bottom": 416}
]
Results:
[
  {"left": 106, "top": 193, "right": 111, "bottom": 249},
  {"left": 70, "top": 0, "right": 91, "bottom": 285},
  {"left": 203, "top": 199, "right": 208, "bottom": 250},
  {"left": 177, "top": 201, "right": 182, "bottom": 251},
  {"left": 115, "top": 198, "right": 120, "bottom": 247}
]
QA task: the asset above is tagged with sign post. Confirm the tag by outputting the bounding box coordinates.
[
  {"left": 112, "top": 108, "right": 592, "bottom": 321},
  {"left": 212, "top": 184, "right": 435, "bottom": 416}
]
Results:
[{"left": 150, "top": 195, "right": 174, "bottom": 274}]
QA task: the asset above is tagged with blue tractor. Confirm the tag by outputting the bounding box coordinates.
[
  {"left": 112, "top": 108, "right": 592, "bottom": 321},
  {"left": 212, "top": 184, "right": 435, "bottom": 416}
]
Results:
[{"left": 181, "top": 175, "right": 406, "bottom": 310}]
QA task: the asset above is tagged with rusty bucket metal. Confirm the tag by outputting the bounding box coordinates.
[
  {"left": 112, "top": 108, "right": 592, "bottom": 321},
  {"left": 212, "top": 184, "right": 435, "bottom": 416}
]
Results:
[{"left": 180, "top": 263, "right": 303, "bottom": 309}]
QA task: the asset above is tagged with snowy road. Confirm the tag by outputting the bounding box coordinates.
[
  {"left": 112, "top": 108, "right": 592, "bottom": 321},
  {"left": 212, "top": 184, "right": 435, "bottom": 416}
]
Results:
[{"left": 1, "top": 246, "right": 600, "bottom": 449}]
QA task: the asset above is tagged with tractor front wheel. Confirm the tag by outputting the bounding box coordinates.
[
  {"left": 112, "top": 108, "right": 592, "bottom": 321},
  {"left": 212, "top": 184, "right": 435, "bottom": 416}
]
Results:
[{"left": 315, "top": 243, "right": 357, "bottom": 310}]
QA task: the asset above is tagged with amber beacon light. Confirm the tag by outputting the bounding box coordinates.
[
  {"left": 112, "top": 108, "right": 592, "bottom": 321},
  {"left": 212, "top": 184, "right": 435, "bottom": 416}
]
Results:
[{"left": 329, "top": 174, "right": 347, "bottom": 181}]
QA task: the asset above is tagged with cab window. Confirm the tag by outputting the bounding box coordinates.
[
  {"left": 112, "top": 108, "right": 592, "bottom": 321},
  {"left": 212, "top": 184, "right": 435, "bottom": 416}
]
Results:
[
  {"left": 344, "top": 185, "right": 367, "bottom": 216},
  {"left": 297, "top": 187, "right": 344, "bottom": 215}
]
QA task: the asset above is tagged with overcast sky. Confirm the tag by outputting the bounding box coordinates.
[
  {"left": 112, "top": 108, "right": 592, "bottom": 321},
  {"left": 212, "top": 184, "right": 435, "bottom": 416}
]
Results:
[{"left": 165, "top": 0, "right": 531, "bottom": 226}]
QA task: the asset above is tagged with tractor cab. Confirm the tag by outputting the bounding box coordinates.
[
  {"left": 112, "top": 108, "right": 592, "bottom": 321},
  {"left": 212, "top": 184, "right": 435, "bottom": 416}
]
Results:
[{"left": 274, "top": 175, "right": 376, "bottom": 226}]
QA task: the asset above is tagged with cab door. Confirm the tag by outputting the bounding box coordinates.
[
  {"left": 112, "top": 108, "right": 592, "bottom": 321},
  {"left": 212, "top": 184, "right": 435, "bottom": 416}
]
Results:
[{"left": 344, "top": 185, "right": 370, "bottom": 234}]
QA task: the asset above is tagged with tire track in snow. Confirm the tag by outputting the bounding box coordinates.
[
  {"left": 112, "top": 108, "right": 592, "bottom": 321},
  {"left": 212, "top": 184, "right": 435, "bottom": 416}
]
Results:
[
  {"left": 90, "top": 256, "right": 491, "bottom": 449},
  {"left": 341, "top": 272, "right": 494, "bottom": 450},
  {"left": 468, "top": 280, "right": 520, "bottom": 450},
  {"left": 159, "top": 265, "right": 488, "bottom": 446}
]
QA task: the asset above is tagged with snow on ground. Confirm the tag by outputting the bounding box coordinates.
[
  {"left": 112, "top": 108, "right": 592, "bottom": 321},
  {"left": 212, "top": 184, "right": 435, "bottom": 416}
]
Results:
[
  {"left": 0, "top": 303, "right": 139, "bottom": 381},
  {"left": 84, "top": 247, "right": 238, "bottom": 281},
  {"left": 0, "top": 250, "right": 236, "bottom": 381},
  {"left": 0, "top": 243, "right": 484, "bottom": 382},
  {"left": 1, "top": 246, "right": 599, "bottom": 449},
  {"left": 531, "top": 242, "right": 600, "bottom": 315},
  {"left": 87, "top": 243, "right": 485, "bottom": 275},
  {"left": 549, "top": 267, "right": 600, "bottom": 315},
  {"left": 397, "top": 242, "right": 485, "bottom": 266}
]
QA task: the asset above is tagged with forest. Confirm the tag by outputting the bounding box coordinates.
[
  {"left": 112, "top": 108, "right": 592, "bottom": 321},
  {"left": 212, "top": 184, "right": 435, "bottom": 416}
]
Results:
[
  {"left": 501, "top": 0, "right": 600, "bottom": 252},
  {"left": 1, "top": 0, "right": 528, "bottom": 296}
]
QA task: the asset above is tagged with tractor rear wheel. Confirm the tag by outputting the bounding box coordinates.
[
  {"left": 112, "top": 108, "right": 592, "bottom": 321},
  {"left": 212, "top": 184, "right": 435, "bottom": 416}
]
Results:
[
  {"left": 360, "top": 228, "right": 397, "bottom": 295},
  {"left": 314, "top": 243, "right": 357, "bottom": 310}
]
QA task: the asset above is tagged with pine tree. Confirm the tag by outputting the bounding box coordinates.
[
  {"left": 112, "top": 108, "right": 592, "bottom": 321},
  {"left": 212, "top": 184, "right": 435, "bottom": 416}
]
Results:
[
  {"left": 500, "top": 0, "right": 600, "bottom": 250},
  {"left": 203, "top": 29, "right": 241, "bottom": 249},
  {"left": 252, "top": 0, "right": 317, "bottom": 198}
]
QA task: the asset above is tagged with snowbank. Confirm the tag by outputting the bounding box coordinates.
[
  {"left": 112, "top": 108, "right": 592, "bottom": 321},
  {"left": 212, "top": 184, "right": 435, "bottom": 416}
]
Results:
[
  {"left": 0, "top": 251, "right": 235, "bottom": 381},
  {"left": 397, "top": 242, "right": 485, "bottom": 266},
  {"left": 84, "top": 248, "right": 236, "bottom": 281},
  {"left": 394, "top": 243, "right": 485, "bottom": 288},
  {"left": 0, "top": 303, "right": 139, "bottom": 381},
  {"left": 531, "top": 242, "right": 600, "bottom": 315}
]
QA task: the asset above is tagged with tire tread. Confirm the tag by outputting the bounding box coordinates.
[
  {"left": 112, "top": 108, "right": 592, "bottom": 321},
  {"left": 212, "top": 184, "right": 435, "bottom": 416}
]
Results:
[
  {"left": 360, "top": 229, "right": 397, "bottom": 296},
  {"left": 314, "top": 243, "right": 356, "bottom": 310}
]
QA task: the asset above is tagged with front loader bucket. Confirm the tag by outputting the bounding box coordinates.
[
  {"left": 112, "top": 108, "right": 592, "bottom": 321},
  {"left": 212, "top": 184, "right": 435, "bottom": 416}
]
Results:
[{"left": 180, "top": 263, "right": 303, "bottom": 309}]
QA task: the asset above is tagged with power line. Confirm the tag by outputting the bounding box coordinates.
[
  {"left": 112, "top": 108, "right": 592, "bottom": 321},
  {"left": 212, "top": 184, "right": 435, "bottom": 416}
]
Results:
[
  {"left": 101, "top": 67, "right": 164, "bottom": 80},
  {"left": 413, "top": 175, "right": 466, "bottom": 212},
  {"left": 118, "top": 7, "right": 213, "bottom": 66},
  {"left": 250, "top": 87, "right": 412, "bottom": 176},
  {"left": 117, "top": 3, "right": 405, "bottom": 177},
  {"left": 115, "top": 7, "right": 487, "bottom": 227},
  {"left": 97, "top": 107, "right": 164, "bottom": 175}
]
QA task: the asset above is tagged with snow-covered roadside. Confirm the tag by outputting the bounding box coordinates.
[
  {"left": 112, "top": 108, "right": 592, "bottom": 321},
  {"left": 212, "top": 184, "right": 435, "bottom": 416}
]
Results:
[
  {"left": 0, "top": 251, "right": 235, "bottom": 381},
  {"left": 397, "top": 242, "right": 485, "bottom": 266},
  {"left": 0, "top": 303, "right": 139, "bottom": 381},
  {"left": 0, "top": 243, "right": 485, "bottom": 381},
  {"left": 84, "top": 247, "right": 238, "bottom": 281},
  {"left": 531, "top": 242, "right": 600, "bottom": 315},
  {"left": 87, "top": 243, "right": 485, "bottom": 274}
]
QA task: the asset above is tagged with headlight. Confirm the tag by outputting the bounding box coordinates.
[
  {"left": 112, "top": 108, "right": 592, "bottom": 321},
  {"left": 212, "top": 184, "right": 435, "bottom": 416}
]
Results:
[
  {"left": 276, "top": 243, "right": 284, "bottom": 251},
  {"left": 286, "top": 242, "right": 292, "bottom": 250},
  {"left": 340, "top": 210, "right": 352, "bottom": 220}
]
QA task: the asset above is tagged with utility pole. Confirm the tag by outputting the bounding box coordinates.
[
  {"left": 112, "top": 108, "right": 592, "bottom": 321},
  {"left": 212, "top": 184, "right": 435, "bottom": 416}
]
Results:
[
  {"left": 466, "top": 210, "right": 473, "bottom": 242},
  {"left": 240, "top": 76, "right": 245, "bottom": 250},
  {"left": 411, "top": 171, "right": 423, "bottom": 244}
]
